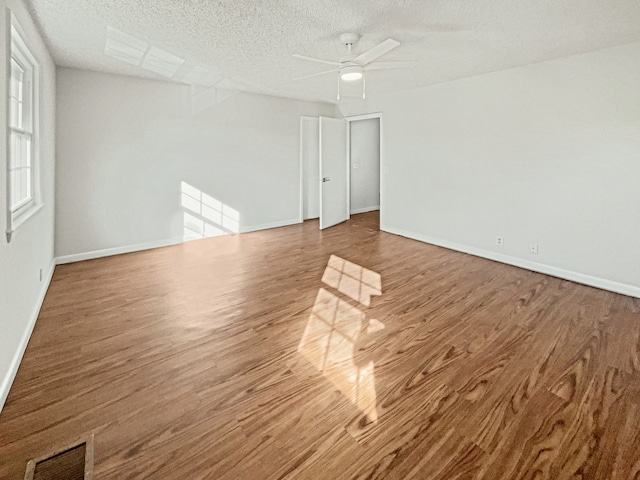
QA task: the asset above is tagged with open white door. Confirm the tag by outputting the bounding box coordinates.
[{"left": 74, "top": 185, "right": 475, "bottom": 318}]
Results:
[{"left": 319, "top": 117, "right": 348, "bottom": 230}]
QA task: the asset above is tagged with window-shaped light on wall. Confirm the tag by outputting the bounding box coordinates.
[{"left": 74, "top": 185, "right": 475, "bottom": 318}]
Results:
[{"left": 180, "top": 182, "right": 240, "bottom": 241}]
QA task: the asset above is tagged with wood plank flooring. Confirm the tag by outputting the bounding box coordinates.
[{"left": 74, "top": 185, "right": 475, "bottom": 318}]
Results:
[{"left": 1, "top": 212, "right": 639, "bottom": 479}]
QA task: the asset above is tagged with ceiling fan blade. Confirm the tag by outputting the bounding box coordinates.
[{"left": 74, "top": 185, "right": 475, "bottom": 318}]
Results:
[
  {"left": 293, "top": 54, "right": 341, "bottom": 66},
  {"left": 365, "top": 61, "right": 418, "bottom": 70},
  {"left": 353, "top": 39, "right": 400, "bottom": 65},
  {"left": 293, "top": 68, "right": 339, "bottom": 81}
]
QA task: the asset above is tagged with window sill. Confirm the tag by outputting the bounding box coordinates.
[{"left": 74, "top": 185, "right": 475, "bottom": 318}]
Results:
[{"left": 6, "top": 202, "right": 43, "bottom": 243}]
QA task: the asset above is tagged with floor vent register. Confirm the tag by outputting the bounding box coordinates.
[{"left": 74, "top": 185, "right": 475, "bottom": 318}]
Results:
[{"left": 24, "top": 435, "right": 94, "bottom": 480}]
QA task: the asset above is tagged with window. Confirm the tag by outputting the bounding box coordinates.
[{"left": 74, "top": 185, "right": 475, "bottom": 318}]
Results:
[{"left": 6, "top": 15, "right": 40, "bottom": 241}]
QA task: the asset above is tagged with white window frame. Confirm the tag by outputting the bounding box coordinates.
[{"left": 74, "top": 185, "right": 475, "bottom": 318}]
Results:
[{"left": 6, "top": 12, "right": 41, "bottom": 242}]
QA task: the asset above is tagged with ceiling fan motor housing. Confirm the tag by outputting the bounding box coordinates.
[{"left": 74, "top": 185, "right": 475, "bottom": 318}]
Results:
[
  {"left": 340, "top": 64, "right": 363, "bottom": 81},
  {"left": 339, "top": 35, "right": 362, "bottom": 81}
]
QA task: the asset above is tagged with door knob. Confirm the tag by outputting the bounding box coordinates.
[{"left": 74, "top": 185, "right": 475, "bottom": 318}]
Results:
[{"left": 322, "top": 177, "right": 330, "bottom": 182}]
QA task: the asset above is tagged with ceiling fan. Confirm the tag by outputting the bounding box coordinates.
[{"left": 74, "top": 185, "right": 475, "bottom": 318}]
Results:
[{"left": 293, "top": 33, "right": 416, "bottom": 99}]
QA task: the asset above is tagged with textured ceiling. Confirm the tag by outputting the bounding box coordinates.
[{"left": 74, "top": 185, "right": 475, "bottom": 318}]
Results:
[{"left": 26, "top": 0, "right": 640, "bottom": 104}]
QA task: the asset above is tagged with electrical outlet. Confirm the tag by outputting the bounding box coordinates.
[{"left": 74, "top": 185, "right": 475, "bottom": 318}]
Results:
[
  {"left": 529, "top": 243, "right": 538, "bottom": 254},
  {"left": 496, "top": 236, "right": 504, "bottom": 247}
]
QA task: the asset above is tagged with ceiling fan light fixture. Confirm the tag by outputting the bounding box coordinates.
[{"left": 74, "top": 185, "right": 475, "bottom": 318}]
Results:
[{"left": 340, "top": 64, "right": 363, "bottom": 81}]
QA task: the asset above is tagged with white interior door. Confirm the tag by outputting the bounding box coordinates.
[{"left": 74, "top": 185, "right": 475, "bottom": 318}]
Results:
[{"left": 319, "top": 117, "right": 348, "bottom": 230}]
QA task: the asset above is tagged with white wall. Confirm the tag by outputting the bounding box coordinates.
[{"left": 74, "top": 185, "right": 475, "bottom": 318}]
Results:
[
  {"left": 340, "top": 43, "right": 640, "bottom": 296},
  {"left": 0, "top": 0, "right": 56, "bottom": 411},
  {"left": 301, "top": 117, "right": 320, "bottom": 220},
  {"left": 349, "top": 118, "right": 380, "bottom": 214},
  {"left": 55, "top": 68, "right": 334, "bottom": 259}
]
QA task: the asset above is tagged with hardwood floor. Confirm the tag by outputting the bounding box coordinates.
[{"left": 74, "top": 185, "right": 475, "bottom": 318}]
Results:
[{"left": 1, "top": 211, "right": 639, "bottom": 479}]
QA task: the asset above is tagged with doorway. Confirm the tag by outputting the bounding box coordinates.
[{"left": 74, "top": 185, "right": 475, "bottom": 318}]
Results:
[
  {"left": 300, "top": 113, "right": 382, "bottom": 230},
  {"left": 348, "top": 116, "right": 380, "bottom": 215},
  {"left": 300, "top": 116, "right": 320, "bottom": 221}
]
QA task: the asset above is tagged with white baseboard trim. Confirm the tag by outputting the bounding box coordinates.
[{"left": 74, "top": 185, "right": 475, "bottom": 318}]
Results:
[
  {"left": 240, "top": 218, "right": 301, "bottom": 233},
  {"left": 55, "top": 237, "right": 185, "bottom": 265},
  {"left": 56, "top": 219, "right": 303, "bottom": 265},
  {"left": 0, "top": 258, "right": 56, "bottom": 413},
  {"left": 350, "top": 206, "right": 380, "bottom": 215},
  {"left": 382, "top": 224, "right": 640, "bottom": 299}
]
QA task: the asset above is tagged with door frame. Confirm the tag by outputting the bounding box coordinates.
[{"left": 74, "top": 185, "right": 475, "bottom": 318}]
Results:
[
  {"left": 299, "top": 112, "right": 383, "bottom": 226},
  {"left": 345, "top": 112, "right": 383, "bottom": 220}
]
